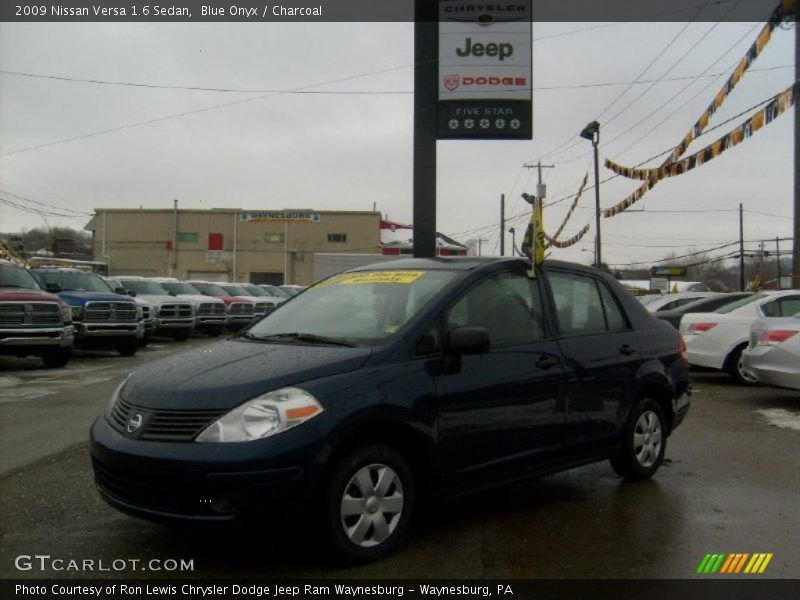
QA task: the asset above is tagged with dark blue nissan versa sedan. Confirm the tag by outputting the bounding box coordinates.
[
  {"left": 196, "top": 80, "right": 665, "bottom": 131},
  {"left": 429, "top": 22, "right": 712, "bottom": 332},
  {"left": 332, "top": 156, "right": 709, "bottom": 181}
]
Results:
[{"left": 91, "top": 257, "right": 690, "bottom": 560}]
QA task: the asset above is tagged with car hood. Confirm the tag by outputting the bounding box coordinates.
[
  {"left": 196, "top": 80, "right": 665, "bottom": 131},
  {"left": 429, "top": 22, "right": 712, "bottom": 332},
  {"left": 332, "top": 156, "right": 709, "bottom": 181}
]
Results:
[
  {"left": 122, "top": 339, "right": 373, "bottom": 410},
  {"left": 0, "top": 287, "right": 60, "bottom": 302},
  {"left": 133, "top": 293, "right": 193, "bottom": 306},
  {"left": 174, "top": 294, "right": 225, "bottom": 305},
  {"left": 57, "top": 291, "right": 137, "bottom": 305}
]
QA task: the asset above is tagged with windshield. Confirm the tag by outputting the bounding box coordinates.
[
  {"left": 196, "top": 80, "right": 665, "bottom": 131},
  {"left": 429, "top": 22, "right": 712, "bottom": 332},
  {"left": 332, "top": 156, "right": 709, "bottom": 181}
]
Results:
[
  {"left": 246, "top": 269, "right": 458, "bottom": 346},
  {"left": 241, "top": 284, "right": 269, "bottom": 297},
  {"left": 281, "top": 286, "right": 302, "bottom": 296},
  {"left": 121, "top": 280, "right": 169, "bottom": 295},
  {"left": 192, "top": 282, "right": 228, "bottom": 296},
  {"left": 715, "top": 294, "right": 765, "bottom": 314},
  {"left": 263, "top": 285, "right": 291, "bottom": 299},
  {"left": 222, "top": 284, "right": 252, "bottom": 296},
  {"left": 34, "top": 270, "right": 113, "bottom": 293},
  {"left": 0, "top": 266, "right": 42, "bottom": 290},
  {"left": 638, "top": 295, "right": 662, "bottom": 306},
  {"left": 160, "top": 282, "right": 201, "bottom": 295}
]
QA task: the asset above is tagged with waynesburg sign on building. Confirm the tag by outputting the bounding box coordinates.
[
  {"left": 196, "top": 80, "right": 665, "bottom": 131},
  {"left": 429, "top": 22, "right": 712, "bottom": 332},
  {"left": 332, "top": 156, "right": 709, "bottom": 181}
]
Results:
[
  {"left": 437, "top": 0, "right": 532, "bottom": 139},
  {"left": 240, "top": 211, "right": 322, "bottom": 223}
]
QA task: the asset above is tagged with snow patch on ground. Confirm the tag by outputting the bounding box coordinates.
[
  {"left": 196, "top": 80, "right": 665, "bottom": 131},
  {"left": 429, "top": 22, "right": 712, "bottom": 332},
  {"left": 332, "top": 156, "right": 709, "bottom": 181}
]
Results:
[{"left": 756, "top": 409, "right": 800, "bottom": 431}]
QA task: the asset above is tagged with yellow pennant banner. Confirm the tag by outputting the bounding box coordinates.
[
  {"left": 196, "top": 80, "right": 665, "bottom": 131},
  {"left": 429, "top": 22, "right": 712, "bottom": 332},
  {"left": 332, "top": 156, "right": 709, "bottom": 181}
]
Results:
[
  {"left": 602, "top": 0, "right": 789, "bottom": 218},
  {"left": 603, "top": 83, "right": 796, "bottom": 217},
  {"left": 545, "top": 223, "right": 591, "bottom": 249},
  {"left": 520, "top": 195, "right": 545, "bottom": 266},
  {"left": 549, "top": 173, "right": 588, "bottom": 241}
]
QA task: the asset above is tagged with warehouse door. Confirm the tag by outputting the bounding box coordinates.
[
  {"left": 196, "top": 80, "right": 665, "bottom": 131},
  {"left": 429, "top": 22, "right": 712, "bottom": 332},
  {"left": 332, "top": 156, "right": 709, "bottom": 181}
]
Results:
[{"left": 250, "top": 272, "right": 284, "bottom": 285}]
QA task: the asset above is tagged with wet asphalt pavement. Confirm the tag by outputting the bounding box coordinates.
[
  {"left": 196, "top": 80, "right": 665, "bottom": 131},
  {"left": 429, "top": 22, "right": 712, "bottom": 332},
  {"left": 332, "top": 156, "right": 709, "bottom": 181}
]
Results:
[{"left": 1, "top": 338, "right": 798, "bottom": 580}]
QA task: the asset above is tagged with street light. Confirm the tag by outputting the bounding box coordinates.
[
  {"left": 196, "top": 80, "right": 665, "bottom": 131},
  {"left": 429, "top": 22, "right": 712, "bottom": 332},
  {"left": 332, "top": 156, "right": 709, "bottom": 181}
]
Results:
[
  {"left": 580, "top": 120, "right": 601, "bottom": 269},
  {"left": 508, "top": 227, "right": 516, "bottom": 256}
]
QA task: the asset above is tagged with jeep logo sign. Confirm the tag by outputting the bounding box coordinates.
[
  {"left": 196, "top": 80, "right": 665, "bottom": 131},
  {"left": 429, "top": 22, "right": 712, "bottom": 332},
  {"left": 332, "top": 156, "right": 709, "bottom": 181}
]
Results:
[
  {"left": 455, "top": 38, "right": 514, "bottom": 61},
  {"left": 438, "top": 0, "right": 532, "bottom": 139}
]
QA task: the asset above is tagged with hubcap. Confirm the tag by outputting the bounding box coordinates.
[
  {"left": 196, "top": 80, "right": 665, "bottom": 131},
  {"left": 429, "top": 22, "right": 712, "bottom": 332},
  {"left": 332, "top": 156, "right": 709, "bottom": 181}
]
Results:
[
  {"left": 340, "top": 463, "right": 404, "bottom": 548},
  {"left": 633, "top": 411, "right": 662, "bottom": 468},
  {"left": 737, "top": 356, "right": 758, "bottom": 383}
]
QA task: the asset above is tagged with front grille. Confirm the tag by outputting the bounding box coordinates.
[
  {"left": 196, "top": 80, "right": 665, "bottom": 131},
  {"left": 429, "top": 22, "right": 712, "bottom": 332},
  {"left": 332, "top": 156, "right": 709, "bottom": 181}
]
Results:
[
  {"left": 141, "top": 306, "right": 151, "bottom": 320},
  {"left": 197, "top": 303, "right": 226, "bottom": 316},
  {"left": 109, "top": 397, "right": 226, "bottom": 442},
  {"left": 158, "top": 303, "right": 193, "bottom": 318},
  {"left": 85, "top": 301, "right": 138, "bottom": 323},
  {"left": 229, "top": 302, "right": 253, "bottom": 316},
  {"left": 0, "top": 302, "right": 61, "bottom": 326},
  {"left": 93, "top": 459, "right": 215, "bottom": 516},
  {"left": 254, "top": 302, "right": 268, "bottom": 314}
]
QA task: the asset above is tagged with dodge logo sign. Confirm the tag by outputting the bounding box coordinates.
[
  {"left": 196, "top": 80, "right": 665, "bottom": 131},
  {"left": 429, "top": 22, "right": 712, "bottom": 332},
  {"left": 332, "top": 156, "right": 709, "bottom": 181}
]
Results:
[
  {"left": 127, "top": 413, "right": 143, "bottom": 433},
  {"left": 444, "top": 75, "right": 460, "bottom": 91}
]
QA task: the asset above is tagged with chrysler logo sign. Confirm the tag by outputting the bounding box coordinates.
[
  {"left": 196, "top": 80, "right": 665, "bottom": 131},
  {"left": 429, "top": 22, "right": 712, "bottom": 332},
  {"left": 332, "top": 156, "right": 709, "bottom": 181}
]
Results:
[{"left": 126, "top": 413, "right": 143, "bottom": 433}]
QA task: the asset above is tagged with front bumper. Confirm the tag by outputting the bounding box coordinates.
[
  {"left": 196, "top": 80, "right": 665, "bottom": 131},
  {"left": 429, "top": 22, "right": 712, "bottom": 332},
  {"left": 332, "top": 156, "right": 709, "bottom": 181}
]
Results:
[
  {"left": 0, "top": 325, "right": 74, "bottom": 352},
  {"left": 226, "top": 315, "right": 254, "bottom": 330},
  {"left": 74, "top": 322, "right": 143, "bottom": 341},
  {"left": 154, "top": 317, "right": 195, "bottom": 333},
  {"left": 90, "top": 415, "right": 325, "bottom": 523},
  {"left": 196, "top": 316, "right": 227, "bottom": 330}
]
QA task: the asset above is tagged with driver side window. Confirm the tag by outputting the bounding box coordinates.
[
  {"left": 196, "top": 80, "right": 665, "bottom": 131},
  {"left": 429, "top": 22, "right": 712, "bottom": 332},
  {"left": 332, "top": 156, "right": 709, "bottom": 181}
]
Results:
[{"left": 445, "top": 272, "right": 546, "bottom": 347}]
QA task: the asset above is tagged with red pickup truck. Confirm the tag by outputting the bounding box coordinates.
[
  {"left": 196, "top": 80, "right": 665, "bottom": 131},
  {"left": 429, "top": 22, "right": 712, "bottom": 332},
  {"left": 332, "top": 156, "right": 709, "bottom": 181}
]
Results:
[{"left": 0, "top": 260, "right": 74, "bottom": 368}]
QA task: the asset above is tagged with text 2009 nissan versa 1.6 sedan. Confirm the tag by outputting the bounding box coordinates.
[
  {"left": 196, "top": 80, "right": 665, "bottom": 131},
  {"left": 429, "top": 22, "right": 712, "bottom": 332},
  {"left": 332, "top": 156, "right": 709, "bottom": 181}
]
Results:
[{"left": 91, "top": 257, "right": 690, "bottom": 560}]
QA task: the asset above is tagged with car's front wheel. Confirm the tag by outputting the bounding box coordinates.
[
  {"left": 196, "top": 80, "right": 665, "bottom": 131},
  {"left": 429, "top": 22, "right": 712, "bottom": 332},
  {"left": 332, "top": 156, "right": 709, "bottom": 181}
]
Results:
[
  {"left": 116, "top": 342, "right": 139, "bottom": 357},
  {"left": 322, "top": 445, "right": 415, "bottom": 561},
  {"left": 610, "top": 398, "right": 666, "bottom": 481},
  {"left": 727, "top": 344, "right": 759, "bottom": 385}
]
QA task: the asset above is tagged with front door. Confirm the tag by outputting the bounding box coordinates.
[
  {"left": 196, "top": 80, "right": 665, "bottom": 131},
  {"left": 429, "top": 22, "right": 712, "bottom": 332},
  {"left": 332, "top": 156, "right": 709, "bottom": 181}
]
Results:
[{"left": 435, "top": 269, "right": 566, "bottom": 480}]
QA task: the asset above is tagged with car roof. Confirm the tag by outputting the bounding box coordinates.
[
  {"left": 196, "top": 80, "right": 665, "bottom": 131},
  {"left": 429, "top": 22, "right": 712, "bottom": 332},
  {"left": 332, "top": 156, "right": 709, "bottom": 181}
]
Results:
[{"left": 346, "top": 256, "right": 596, "bottom": 274}]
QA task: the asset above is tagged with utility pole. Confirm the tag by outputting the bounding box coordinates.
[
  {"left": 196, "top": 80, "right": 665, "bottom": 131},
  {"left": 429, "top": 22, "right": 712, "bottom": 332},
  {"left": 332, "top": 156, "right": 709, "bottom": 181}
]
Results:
[
  {"left": 739, "top": 203, "right": 745, "bottom": 292},
  {"left": 776, "top": 236, "right": 782, "bottom": 290},
  {"left": 500, "top": 194, "right": 505, "bottom": 256},
  {"left": 171, "top": 198, "right": 178, "bottom": 277}
]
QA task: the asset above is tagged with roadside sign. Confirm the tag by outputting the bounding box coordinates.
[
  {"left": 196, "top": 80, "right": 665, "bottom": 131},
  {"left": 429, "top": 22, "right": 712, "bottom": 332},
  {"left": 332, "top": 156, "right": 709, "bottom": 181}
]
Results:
[
  {"left": 437, "top": 0, "right": 532, "bottom": 139},
  {"left": 650, "top": 277, "right": 670, "bottom": 292},
  {"left": 651, "top": 266, "right": 687, "bottom": 278},
  {"left": 240, "top": 211, "right": 321, "bottom": 223}
]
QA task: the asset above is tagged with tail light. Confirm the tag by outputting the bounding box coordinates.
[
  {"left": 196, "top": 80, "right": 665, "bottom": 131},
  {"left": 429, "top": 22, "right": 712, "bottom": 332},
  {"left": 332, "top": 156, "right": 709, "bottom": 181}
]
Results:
[
  {"left": 679, "top": 334, "right": 688, "bottom": 365},
  {"left": 757, "top": 330, "right": 798, "bottom": 346},
  {"left": 687, "top": 322, "right": 717, "bottom": 334}
]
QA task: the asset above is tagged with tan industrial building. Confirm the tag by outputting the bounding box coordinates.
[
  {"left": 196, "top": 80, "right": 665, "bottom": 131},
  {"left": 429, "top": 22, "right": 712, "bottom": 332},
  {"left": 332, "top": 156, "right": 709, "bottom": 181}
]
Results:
[{"left": 88, "top": 208, "right": 381, "bottom": 285}]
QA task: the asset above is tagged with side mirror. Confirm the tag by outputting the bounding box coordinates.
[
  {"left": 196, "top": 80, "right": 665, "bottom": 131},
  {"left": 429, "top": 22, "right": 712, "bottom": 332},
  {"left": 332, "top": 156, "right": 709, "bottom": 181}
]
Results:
[
  {"left": 442, "top": 327, "right": 490, "bottom": 375},
  {"left": 126, "top": 290, "right": 137, "bottom": 298},
  {"left": 168, "top": 291, "right": 177, "bottom": 296},
  {"left": 45, "top": 283, "right": 62, "bottom": 293},
  {"left": 447, "top": 326, "right": 490, "bottom": 355}
]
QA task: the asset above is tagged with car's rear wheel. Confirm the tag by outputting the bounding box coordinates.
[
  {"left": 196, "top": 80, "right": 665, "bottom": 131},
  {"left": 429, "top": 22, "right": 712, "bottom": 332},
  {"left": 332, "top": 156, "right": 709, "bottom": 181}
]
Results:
[
  {"left": 726, "top": 344, "right": 758, "bottom": 385},
  {"left": 322, "top": 445, "right": 414, "bottom": 561},
  {"left": 610, "top": 397, "right": 666, "bottom": 481}
]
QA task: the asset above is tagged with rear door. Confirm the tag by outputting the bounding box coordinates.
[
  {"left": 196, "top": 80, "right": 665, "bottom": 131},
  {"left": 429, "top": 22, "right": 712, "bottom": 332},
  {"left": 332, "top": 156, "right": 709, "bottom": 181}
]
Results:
[
  {"left": 435, "top": 268, "right": 566, "bottom": 479},
  {"left": 545, "top": 269, "right": 641, "bottom": 446}
]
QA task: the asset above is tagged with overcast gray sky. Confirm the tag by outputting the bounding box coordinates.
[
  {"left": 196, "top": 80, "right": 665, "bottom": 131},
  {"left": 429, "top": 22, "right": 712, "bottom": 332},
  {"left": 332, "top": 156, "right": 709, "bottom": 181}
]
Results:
[{"left": 0, "top": 18, "right": 794, "bottom": 267}]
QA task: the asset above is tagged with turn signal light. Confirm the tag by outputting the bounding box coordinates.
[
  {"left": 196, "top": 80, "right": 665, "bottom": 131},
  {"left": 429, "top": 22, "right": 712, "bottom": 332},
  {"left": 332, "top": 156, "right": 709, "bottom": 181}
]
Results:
[
  {"left": 687, "top": 322, "right": 717, "bottom": 334},
  {"left": 757, "top": 330, "right": 798, "bottom": 346}
]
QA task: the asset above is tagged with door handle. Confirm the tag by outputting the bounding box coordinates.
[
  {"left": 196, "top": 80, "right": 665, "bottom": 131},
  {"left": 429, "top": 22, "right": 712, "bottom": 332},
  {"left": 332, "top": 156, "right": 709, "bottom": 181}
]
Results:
[
  {"left": 535, "top": 355, "right": 559, "bottom": 370},
  {"left": 619, "top": 344, "right": 636, "bottom": 356}
]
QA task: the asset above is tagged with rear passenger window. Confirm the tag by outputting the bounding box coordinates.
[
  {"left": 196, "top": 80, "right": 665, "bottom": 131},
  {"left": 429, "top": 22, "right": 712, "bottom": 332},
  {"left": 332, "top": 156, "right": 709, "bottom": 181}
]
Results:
[
  {"left": 548, "top": 271, "right": 628, "bottom": 335},
  {"left": 445, "top": 272, "right": 546, "bottom": 346}
]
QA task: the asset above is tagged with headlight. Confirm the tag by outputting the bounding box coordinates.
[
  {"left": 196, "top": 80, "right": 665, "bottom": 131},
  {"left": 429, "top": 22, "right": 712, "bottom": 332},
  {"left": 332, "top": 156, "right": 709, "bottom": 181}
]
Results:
[
  {"left": 105, "top": 374, "right": 134, "bottom": 420},
  {"left": 136, "top": 305, "right": 144, "bottom": 319},
  {"left": 60, "top": 303, "right": 72, "bottom": 323},
  {"left": 196, "top": 387, "right": 323, "bottom": 443},
  {"left": 71, "top": 306, "right": 84, "bottom": 321}
]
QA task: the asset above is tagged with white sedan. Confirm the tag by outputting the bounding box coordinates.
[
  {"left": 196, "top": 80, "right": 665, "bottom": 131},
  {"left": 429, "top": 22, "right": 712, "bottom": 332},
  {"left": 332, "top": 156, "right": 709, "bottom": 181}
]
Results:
[
  {"left": 679, "top": 290, "right": 800, "bottom": 383},
  {"left": 743, "top": 314, "right": 800, "bottom": 390},
  {"left": 638, "top": 291, "right": 717, "bottom": 313}
]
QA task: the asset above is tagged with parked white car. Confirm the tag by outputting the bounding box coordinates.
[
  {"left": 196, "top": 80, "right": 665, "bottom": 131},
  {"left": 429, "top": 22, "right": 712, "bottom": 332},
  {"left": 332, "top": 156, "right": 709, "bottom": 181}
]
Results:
[
  {"left": 117, "top": 277, "right": 196, "bottom": 341},
  {"left": 743, "top": 312, "right": 800, "bottom": 390},
  {"left": 680, "top": 290, "right": 800, "bottom": 383}
]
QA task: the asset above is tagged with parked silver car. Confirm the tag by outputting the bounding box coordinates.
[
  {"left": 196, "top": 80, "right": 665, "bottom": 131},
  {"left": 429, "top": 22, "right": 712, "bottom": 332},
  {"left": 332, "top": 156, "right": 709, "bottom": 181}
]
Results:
[{"left": 744, "top": 313, "right": 800, "bottom": 390}]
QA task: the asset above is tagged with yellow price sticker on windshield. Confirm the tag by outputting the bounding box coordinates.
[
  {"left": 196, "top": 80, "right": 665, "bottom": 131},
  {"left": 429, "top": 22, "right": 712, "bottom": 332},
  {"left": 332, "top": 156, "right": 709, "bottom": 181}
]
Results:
[{"left": 338, "top": 271, "right": 426, "bottom": 285}]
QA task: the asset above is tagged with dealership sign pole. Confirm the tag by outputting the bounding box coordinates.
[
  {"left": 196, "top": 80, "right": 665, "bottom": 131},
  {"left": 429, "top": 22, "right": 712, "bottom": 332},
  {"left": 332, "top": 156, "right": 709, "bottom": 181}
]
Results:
[{"left": 414, "top": 1, "right": 532, "bottom": 258}]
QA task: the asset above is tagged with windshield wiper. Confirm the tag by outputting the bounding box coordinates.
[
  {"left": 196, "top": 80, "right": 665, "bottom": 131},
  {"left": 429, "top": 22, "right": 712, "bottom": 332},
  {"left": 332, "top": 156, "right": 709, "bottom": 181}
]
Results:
[{"left": 258, "top": 332, "right": 357, "bottom": 347}]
